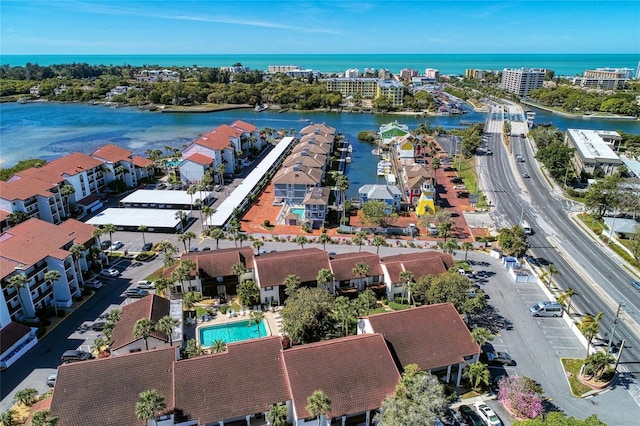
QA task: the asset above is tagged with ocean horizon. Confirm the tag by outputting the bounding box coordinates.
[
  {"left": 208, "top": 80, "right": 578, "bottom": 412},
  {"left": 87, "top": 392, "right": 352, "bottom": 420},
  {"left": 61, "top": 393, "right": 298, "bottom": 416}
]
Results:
[{"left": 3, "top": 53, "right": 639, "bottom": 76}]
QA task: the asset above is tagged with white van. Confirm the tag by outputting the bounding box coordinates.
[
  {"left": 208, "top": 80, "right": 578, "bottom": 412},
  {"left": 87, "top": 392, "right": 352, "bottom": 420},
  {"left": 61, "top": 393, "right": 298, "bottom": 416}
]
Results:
[{"left": 529, "top": 301, "right": 562, "bottom": 317}]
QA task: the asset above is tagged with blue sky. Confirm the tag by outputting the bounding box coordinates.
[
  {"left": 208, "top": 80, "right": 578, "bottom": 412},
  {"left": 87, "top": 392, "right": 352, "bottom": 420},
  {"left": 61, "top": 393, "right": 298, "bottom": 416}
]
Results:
[{"left": 1, "top": 0, "right": 639, "bottom": 55}]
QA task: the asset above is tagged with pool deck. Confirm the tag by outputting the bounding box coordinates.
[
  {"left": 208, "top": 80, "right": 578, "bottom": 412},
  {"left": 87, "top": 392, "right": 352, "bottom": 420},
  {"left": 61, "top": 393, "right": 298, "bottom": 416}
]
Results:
[{"left": 192, "top": 306, "right": 283, "bottom": 347}]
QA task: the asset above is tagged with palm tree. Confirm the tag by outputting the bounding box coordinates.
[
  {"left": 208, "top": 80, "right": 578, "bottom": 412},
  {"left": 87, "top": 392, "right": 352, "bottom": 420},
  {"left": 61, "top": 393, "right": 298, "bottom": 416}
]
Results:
[
  {"left": 178, "top": 231, "right": 196, "bottom": 253},
  {"left": 399, "top": 270, "right": 415, "bottom": 305},
  {"left": 43, "top": 270, "right": 61, "bottom": 315},
  {"left": 30, "top": 410, "right": 59, "bottom": 426},
  {"left": 437, "top": 221, "right": 452, "bottom": 241},
  {"left": 155, "top": 316, "right": 179, "bottom": 346},
  {"left": 92, "top": 227, "right": 105, "bottom": 249},
  {"left": 335, "top": 175, "right": 349, "bottom": 222},
  {"left": 209, "top": 227, "right": 225, "bottom": 250},
  {"left": 579, "top": 312, "right": 604, "bottom": 358},
  {"left": 372, "top": 235, "right": 386, "bottom": 254},
  {"left": 156, "top": 240, "right": 178, "bottom": 267},
  {"left": 211, "top": 339, "right": 227, "bottom": 353},
  {"left": 201, "top": 205, "right": 215, "bottom": 233},
  {"left": 215, "top": 162, "right": 226, "bottom": 185},
  {"left": 294, "top": 235, "right": 309, "bottom": 249},
  {"left": 7, "top": 275, "right": 28, "bottom": 317},
  {"left": 102, "top": 223, "right": 117, "bottom": 258},
  {"left": 237, "top": 232, "right": 248, "bottom": 247},
  {"left": 471, "top": 327, "right": 494, "bottom": 346},
  {"left": 252, "top": 239, "right": 264, "bottom": 256},
  {"left": 461, "top": 241, "right": 474, "bottom": 262},
  {"left": 557, "top": 287, "right": 577, "bottom": 315},
  {"left": 135, "top": 389, "right": 166, "bottom": 426},
  {"left": 13, "top": 388, "right": 37, "bottom": 406},
  {"left": 186, "top": 185, "right": 198, "bottom": 213},
  {"left": 228, "top": 219, "right": 241, "bottom": 247},
  {"left": 464, "top": 361, "right": 490, "bottom": 391},
  {"left": 283, "top": 274, "right": 301, "bottom": 297},
  {"left": 180, "top": 259, "right": 197, "bottom": 292},
  {"left": 154, "top": 278, "right": 173, "bottom": 298},
  {"left": 69, "top": 243, "right": 86, "bottom": 283},
  {"left": 267, "top": 403, "right": 288, "bottom": 426},
  {"left": 546, "top": 263, "right": 561, "bottom": 289},
  {"left": 248, "top": 310, "right": 264, "bottom": 338},
  {"left": 353, "top": 231, "right": 366, "bottom": 252},
  {"left": 442, "top": 239, "right": 458, "bottom": 255},
  {"left": 232, "top": 262, "right": 248, "bottom": 284},
  {"left": 584, "top": 351, "right": 614, "bottom": 381},
  {"left": 318, "top": 232, "right": 332, "bottom": 251},
  {"left": 91, "top": 336, "right": 110, "bottom": 357},
  {"left": 138, "top": 225, "right": 148, "bottom": 246},
  {"left": 316, "top": 268, "right": 334, "bottom": 291},
  {"left": 352, "top": 261, "right": 370, "bottom": 292},
  {"left": 0, "top": 409, "right": 17, "bottom": 426},
  {"left": 60, "top": 184, "right": 75, "bottom": 217},
  {"left": 174, "top": 210, "right": 188, "bottom": 231},
  {"left": 133, "top": 318, "right": 153, "bottom": 351},
  {"left": 184, "top": 338, "right": 204, "bottom": 358},
  {"left": 306, "top": 390, "right": 332, "bottom": 426}
]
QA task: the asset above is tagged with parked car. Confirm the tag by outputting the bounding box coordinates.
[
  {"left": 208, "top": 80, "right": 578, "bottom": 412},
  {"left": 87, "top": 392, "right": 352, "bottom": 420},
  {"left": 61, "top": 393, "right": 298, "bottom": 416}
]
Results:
[
  {"left": 459, "top": 405, "right": 484, "bottom": 426},
  {"left": 46, "top": 373, "right": 57, "bottom": 387},
  {"left": 485, "top": 149, "right": 493, "bottom": 155},
  {"left": 443, "top": 166, "right": 456, "bottom": 172},
  {"left": 61, "top": 349, "right": 93, "bottom": 364},
  {"left": 100, "top": 268, "right": 120, "bottom": 277},
  {"left": 473, "top": 402, "right": 502, "bottom": 426},
  {"left": 110, "top": 241, "right": 124, "bottom": 250},
  {"left": 481, "top": 351, "right": 516, "bottom": 366},
  {"left": 453, "top": 185, "right": 466, "bottom": 190},
  {"left": 100, "top": 240, "right": 111, "bottom": 250},
  {"left": 202, "top": 247, "right": 211, "bottom": 251},
  {"left": 631, "top": 280, "right": 640, "bottom": 291},
  {"left": 136, "top": 280, "right": 155, "bottom": 289},
  {"left": 450, "top": 177, "right": 463, "bottom": 184},
  {"left": 124, "top": 288, "right": 149, "bottom": 298},
  {"left": 91, "top": 321, "right": 105, "bottom": 331},
  {"left": 189, "top": 247, "right": 199, "bottom": 253},
  {"left": 522, "top": 172, "right": 530, "bottom": 178},
  {"left": 141, "top": 242, "right": 153, "bottom": 251},
  {"left": 457, "top": 191, "right": 470, "bottom": 198},
  {"left": 84, "top": 279, "right": 103, "bottom": 289}
]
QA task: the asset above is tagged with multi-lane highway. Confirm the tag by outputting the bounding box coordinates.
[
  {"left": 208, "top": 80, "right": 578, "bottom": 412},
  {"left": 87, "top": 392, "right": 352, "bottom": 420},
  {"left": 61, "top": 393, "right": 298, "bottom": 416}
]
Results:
[{"left": 480, "top": 103, "right": 640, "bottom": 398}]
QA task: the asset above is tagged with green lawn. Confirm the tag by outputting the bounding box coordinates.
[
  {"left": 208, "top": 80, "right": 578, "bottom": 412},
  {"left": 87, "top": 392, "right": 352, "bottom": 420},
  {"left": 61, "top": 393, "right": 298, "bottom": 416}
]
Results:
[{"left": 560, "top": 358, "right": 592, "bottom": 397}]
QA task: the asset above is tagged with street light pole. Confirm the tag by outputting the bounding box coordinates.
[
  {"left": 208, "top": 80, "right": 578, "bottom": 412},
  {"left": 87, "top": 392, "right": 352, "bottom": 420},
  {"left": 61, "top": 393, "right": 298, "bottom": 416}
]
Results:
[{"left": 608, "top": 301, "right": 624, "bottom": 353}]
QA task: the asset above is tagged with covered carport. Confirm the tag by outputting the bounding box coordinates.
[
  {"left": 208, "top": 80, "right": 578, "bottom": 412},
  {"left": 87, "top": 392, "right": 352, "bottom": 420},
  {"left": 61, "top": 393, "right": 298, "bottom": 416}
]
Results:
[{"left": 86, "top": 208, "right": 192, "bottom": 233}]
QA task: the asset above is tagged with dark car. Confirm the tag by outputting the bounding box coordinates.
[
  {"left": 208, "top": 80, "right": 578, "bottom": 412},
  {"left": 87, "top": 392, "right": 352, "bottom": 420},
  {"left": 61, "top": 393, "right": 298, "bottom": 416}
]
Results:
[
  {"left": 457, "top": 191, "right": 470, "bottom": 198},
  {"left": 481, "top": 351, "right": 516, "bottom": 366},
  {"left": 450, "top": 177, "right": 463, "bottom": 184},
  {"left": 91, "top": 321, "right": 105, "bottom": 331},
  {"left": 631, "top": 280, "right": 640, "bottom": 291},
  {"left": 61, "top": 350, "right": 93, "bottom": 364},
  {"left": 141, "top": 242, "right": 153, "bottom": 251},
  {"left": 124, "top": 288, "right": 149, "bottom": 298},
  {"left": 100, "top": 240, "right": 111, "bottom": 250},
  {"left": 443, "top": 166, "right": 456, "bottom": 172},
  {"left": 459, "top": 404, "right": 484, "bottom": 426}
]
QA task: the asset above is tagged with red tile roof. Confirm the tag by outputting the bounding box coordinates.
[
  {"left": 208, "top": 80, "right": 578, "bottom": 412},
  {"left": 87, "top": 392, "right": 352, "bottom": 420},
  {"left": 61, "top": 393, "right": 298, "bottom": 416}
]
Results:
[
  {"left": 50, "top": 347, "right": 176, "bottom": 426},
  {"left": 0, "top": 176, "right": 56, "bottom": 200},
  {"left": 300, "top": 123, "right": 336, "bottom": 135},
  {"left": 282, "top": 334, "right": 399, "bottom": 420},
  {"left": 329, "top": 251, "right": 383, "bottom": 281},
  {"left": 272, "top": 164, "right": 323, "bottom": 185},
  {"left": 110, "top": 294, "right": 170, "bottom": 351},
  {"left": 183, "top": 247, "right": 254, "bottom": 278},
  {"left": 18, "top": 153, "right": 104, "bottom": 183},
  {"left": 0, "top": 218, "right": 96, "bottom": 279},
  {"left": 182, "top": 153, "right": 213, "bottom": 166},
  {"left": 381, "top": 251, "right": 455, "bottom": 283},
  {"left": 194, "top": 125, "right": 241, "bottom": 151},
  {"left": 363, "top": 304, "right": 480, "bottom": 371},
  {"left": 300, "top": 132, "right": 334, "bottom": 145},
  {"left": 254, "top": 248, "right": 330, "bottom": 288},
  {"left": 231, "top": 120, "right": 257, "bottom": 133},
  {"left": 173, "top": 337, "right": 289, "bottom": 424},
  {"left": 91, "top": 144, "right": 133, "bottom": 163},
  {"left": 133, "top": 155, "right": 153, "bottom": 168}
]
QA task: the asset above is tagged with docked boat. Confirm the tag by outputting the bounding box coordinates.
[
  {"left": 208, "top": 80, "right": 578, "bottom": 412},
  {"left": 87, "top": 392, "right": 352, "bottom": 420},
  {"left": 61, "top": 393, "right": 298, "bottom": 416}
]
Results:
[{"left": 346, "top": 156, "right": 352, "bottom": 163}]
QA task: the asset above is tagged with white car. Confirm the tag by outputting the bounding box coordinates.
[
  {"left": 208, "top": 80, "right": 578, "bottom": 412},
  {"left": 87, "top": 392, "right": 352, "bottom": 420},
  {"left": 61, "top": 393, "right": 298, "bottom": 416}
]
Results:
[
  {"left": 84, "top": 279, "right": 103, "bottom": 289},
  {"left": 100, "top": 268, "right": 120, "bottom": 277},
  {"left": 136, "top": 280, "right": 155, "bottom": 289},
  {"left": 109, "top": 241, "right": 124, "bottom": 250},
  {"left": 453, "top": 185, "right": 466, "bottom": 190},
  {"left": 473, "top": 402, "right": 502, "bottom": 426}
]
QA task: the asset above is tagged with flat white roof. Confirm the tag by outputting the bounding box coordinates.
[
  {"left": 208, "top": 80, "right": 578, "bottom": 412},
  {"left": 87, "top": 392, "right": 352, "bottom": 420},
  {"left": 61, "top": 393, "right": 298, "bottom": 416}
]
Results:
[
  {"left": 120, "top": 189, "right": 212, "bottom": 205},
  {"left": 208, "top": 137, "right": 296, "bottom": 228},
  {"left": 87, "top": 208, "right": 190, "bottom": 228},
  {"left": 568, "top": 129, "right": 620, "bottom": 162}
]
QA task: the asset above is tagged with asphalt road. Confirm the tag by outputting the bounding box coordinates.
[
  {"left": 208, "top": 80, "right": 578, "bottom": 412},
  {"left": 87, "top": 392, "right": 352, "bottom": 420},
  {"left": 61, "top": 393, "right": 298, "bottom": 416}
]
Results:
[{"left": 480, "top": 103, "right": 640, "bottom": 406}]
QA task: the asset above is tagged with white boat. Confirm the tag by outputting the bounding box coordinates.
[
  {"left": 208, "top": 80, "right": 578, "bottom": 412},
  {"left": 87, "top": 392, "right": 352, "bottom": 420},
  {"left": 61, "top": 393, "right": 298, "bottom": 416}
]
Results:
[
  {"left": 346, "top": 156, "right": 352, "bottom": 163},
  {"left": 377, "top": 168, "right": 385, "bottom": 176},
  {"left": 347, "top": 145, "right": 353, "bottom": 153}
]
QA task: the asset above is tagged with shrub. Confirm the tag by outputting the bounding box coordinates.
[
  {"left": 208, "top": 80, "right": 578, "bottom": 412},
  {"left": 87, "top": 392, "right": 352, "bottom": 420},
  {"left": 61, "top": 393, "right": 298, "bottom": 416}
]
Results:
[
  {"left": 498, "top": 375, "right": 544, "bottom": 419},
  {"left": 263, "top": 219, "right": 271, "bottom": 227},
  {"left": 388, "top": 301, "right": 411, "bottom": 311},
  {"left": 219, "top": 305, "right": 228, "bottom": 314}
]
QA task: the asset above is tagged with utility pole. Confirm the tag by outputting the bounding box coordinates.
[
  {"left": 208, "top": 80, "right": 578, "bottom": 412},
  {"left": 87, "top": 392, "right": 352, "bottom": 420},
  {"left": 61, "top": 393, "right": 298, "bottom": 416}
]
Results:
[
  {"left": 614, "top": 339, "right": 626, "bottom": 372},
  {"left": 608, "top": 301, "right": 624, "bottom": 353}
]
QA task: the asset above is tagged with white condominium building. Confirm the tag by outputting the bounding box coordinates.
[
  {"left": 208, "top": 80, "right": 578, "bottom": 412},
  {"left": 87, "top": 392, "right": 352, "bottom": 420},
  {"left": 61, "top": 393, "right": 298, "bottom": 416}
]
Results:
[{"left": 501, "top": 68, "right": 546, "bottom": 97}]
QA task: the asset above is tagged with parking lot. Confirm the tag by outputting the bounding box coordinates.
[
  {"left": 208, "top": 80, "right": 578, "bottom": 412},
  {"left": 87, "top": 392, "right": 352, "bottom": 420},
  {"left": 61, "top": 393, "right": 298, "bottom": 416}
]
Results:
[{"left": 465, "top": 253, "right": 640, "bottom": 425}]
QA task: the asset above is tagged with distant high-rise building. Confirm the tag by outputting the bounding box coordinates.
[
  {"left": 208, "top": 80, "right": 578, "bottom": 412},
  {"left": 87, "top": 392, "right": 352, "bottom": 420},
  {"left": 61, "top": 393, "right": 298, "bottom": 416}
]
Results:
[
  {"left": 378, "top": 68, "right": 391, "bottom": 79},
  {"left": 344, "top": 68, "right": 360, "bottom": 78},
  {"left": 572, "top": 67, "right": 633, "bottom": 90},
  {"left": 465, "top": 69, "right": 485, "bottom": 80},
  {"left": 424, "top": 68, "right": 439, "bottom": 79},
  {"left": 400, "top": 68, "right": 418, "bottom": 81},
  {"left": 501, "top": 68, "right": 546, "bottom": 97}
]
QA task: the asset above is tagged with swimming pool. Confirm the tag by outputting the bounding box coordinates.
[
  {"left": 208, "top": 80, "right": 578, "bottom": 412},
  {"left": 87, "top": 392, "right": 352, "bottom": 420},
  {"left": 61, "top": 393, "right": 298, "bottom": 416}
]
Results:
[
  {"left": 290, "top": 207, "right": 305, "bottom": 219},
  {"left": 198, "top": 320, "right": 268, "bottom": 346}
]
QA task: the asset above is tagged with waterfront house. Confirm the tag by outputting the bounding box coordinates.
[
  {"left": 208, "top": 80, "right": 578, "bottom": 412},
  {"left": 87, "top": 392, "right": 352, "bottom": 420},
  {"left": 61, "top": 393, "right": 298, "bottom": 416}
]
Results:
[
  {"left": 302, "top": 186, "right": 330, "bottom": 229},
  {"left": 395, "top": 134, "right": 416, "bottom": 167},
  {"left": 132, "top": 155, "right": 154, "bottom": 181},
  {"left": 178, "top": 153, "right": 215, "bottom": 186},
  {"left": 379, "top": 121, "right": 409, "bottom": 146},
  {"left": 182, "top": 127, "right": 238, "bottom": 179},
  {"left": 358, "top": 184, "right": 402, "bottom": 212},
  {"left": 403, "top": 164, "right": 436, "bottom": 213},
  {"left": 230, "top": 120, "right": 264, "bottom": 154},
  {"left": 110, "top": 294, "right": 182, "bottom": 356},
  {"left": 282, "top": 151, "right": 327, "bottom": 170},
  {"left": 91, "top": 144, "right": 138, "bottom": 188},
  {"left": 272, "top": 163, "right": 323, "bottom": 205},
  {"left": 0, "top": 218, "right": 97, "bottom": 321},
  {"left": 358, "top": 303, "right": 481, "bottom": 386},
  {"left": 380, "top": 251, "right": 455, "bottom": 300},
  {"left": 0, "top": 175, "right": 68, "bottom": 225},
  {"left": 299, "top": 123, "right": 336, "bottom": 137}
]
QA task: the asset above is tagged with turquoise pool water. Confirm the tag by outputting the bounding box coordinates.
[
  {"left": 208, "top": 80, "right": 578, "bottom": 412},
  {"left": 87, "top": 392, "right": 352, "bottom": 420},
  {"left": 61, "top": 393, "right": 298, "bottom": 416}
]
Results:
[
  {"left": 165, "top": 160, "right": 180, "bottom": 167},
  {"left": 198, "top": 320, "right": 267, "bottom": 346},
  {"left": 290, "top": 207, "right": 305, "bottom": 219}
]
